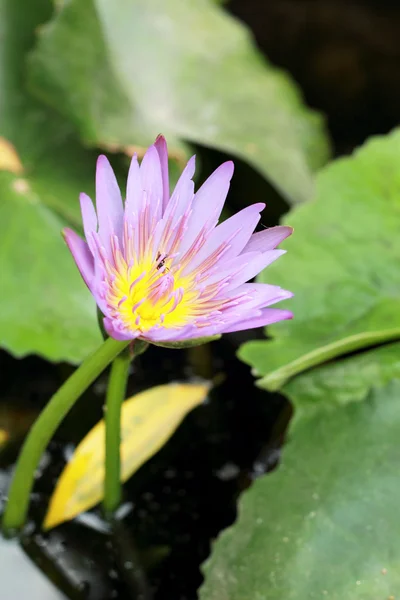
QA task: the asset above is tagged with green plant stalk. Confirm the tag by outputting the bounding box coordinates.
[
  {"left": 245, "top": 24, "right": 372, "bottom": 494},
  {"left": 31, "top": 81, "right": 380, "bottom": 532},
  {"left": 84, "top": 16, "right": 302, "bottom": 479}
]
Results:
[
  {"left": 103, "top": 349, "right": 131, "bottom": 514},
  {"left": 2, "top": 337, "right": 130, "bottom": 535},
  {"left": 103, "top": 339, "right": 148, "bottom": 515}
]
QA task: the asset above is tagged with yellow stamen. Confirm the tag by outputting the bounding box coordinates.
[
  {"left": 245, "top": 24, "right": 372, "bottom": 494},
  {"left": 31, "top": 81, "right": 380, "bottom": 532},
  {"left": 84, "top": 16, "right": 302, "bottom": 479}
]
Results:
[{"left": 105, "top": 254, "right": 198, "bottom": 333}]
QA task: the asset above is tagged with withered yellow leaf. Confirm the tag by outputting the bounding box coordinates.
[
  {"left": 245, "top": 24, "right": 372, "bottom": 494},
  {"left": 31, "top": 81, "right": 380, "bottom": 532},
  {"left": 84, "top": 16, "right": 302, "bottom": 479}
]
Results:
[
  {"left": 44, "top": 382, "right": 209, "bottom": 529},
  {"left": 0, "top": 138, "right": 23, "bottom": 174}
]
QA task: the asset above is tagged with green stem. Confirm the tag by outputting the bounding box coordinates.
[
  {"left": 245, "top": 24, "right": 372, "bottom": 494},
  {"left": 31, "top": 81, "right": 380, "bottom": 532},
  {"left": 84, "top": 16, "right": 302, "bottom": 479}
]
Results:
[
  {"left": 103, "top": 340, "right": 148, "bottom": 516},
  {"left": 103, "top": 349, "right": 131, "bottom": 514},
  {"left": 2, "top": 337, "right": 130, "bottom": 535}
]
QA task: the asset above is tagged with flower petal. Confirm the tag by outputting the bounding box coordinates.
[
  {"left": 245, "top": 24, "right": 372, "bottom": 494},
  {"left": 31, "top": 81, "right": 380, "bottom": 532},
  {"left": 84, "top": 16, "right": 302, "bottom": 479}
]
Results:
[
  {"left": 167, "top": 155, "right": 196, "bottom": 215},
  {"left": 143, "top": 323, "right": 197, "bottom": 342},
  {"left": 161, "top": 156, "right": 195, "bottom": 227},
  {"left": 140, "top": 144, "right": 163, "bottom": 223},
  {"left": 225, "top": 249, "right": 286, "bottom": 290},
  {"left": 202, "top": 251, "right": 261, "bottom": 287},
  {"left": 96, "top": 155, "right": 123, "bottom": 254},
  {"left": 63, "top": 228, "right": 95, "bottom": 290},
  {"left": 79, "top": 192, "right": 97, "bottom": 251},
  {"left": 184, "top": 203, "right": 264, "bottom": 275},
  {"left": 154, "top": 135, "right": 170, "bottom": 212},
  {"left": 179, "top": 161, "right": 234, "bottom": 255},
  {"left": 228, "top": 282, "right": 293, "bottom": 309},
  {"left": 209, "top": 203, "right": 265, "bottom": 258},
  {"left": 222, "top": 308, "right": 293, "bottom": 333},
  {"left": 126, "top": 154, "right": 142, "bottom": 219},
  {"left": 161, "top": 324, "right": 222, "bottom": 341},
  {"left": 103, "top": 317, "right": 139, "bottom": 341},
  {"left": 152, "top": 155, "right": 196, "bottom": 254},
  {"left": 243, "top": 226, "right": 293, "bottom": 253}
]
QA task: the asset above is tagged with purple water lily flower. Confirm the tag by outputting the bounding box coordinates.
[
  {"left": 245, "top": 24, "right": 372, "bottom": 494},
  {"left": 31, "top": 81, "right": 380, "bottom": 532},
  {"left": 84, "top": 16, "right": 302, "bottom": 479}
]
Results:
[{"left": 64, "top": 136, "right": 293, "bottom": 343}]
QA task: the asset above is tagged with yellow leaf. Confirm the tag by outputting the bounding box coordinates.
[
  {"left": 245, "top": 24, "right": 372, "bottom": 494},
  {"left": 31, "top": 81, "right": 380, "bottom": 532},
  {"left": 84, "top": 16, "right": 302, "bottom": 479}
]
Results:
[
  {"left": 0, "top": 137, "right": 23, "bottom": 174},
  {"left": 44, "top": 382, "right": 209, "bottom": 529}
]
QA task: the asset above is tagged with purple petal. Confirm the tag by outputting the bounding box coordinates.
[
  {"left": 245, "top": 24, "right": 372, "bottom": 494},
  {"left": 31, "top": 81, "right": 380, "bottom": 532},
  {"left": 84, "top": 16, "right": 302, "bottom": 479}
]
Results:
[
  {"left": 143, "top": 322, "right": 203, "bottom": 342},
  {"left": 211, "top": 203, "right": 265, "bottom": 257},
  {"left": 225, "top": 249, "right": 286, "bottom": 290},
  {"left": 230, "top": 282, "right": 294, "bottom": 309},
  {"left": 222, "top": 309, "right": 293, "bottom": 333},
  {"left": 144, "top": 321, "right": 224, "bottom": 342},
  {"left": 63, "top": 228, "right": 95, "bottom": 290},
  {"left": 203, "top": 251, "right": 261, "bottom": 287},
  {"left": 179, "top": 161, "right": 234, "bottom": 256},
  {"left": 243, "top": 226, "right": 293, "bottom": 253},
  {"left": 184, "top": 203, "right": 264, "bottom": 275},
  {"left": 154, "top": 135, "right": 170, "bottom": 212},
  {"left": 96, "top": 155, "right": 123, "bottom": 254},
  {"left": 167, "top": 155, "right": 196, "bottom": 215},
  {"left": 153, "top": 156, "right": 196, "bottom": 252},
  {"left": 203, "top": 283, "right": 292, "bottom": 330},
  {"left": 103, "top": 317, "right": 139, "bottom": 341},
  {"left": 79, "top": 192, "right": 97, "bottom": 252},
  {"left": 126, "top": 154, "right": 143, "bottom": 219},
  {"left": 140, "top": 144, "right": 163, "bottom": 222}
]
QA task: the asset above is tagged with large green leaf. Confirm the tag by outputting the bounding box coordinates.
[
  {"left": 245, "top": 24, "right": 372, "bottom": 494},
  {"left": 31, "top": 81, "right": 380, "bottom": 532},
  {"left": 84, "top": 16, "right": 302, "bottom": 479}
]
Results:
[
  {"left": 200, "top": 379, "right": 400, "bottom": 599},
  {"left": 284, "top": 341, "right": 400, "bottom": 420},
  {"left": 239, "top": 129, "right": 400, "bottom": 390},
  {"left": 0, "top": 0, "right": 101, "bottom": 362},
  {"left": 28, "top": 0, "right": 330, "bottom": 204}
]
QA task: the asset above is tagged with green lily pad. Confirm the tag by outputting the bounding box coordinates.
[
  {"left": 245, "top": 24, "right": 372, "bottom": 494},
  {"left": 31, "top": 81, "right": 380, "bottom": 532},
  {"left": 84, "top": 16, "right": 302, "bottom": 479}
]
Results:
[
  {"left": 239, "top": 129, "right": 400, "bottom": 390},
  {"left": 200, "top": 379, "right": 400, "bottom": 599},
  {"left": 284, "top": 341, "right": 400, "bottom": 420},
  {"left": 28, "top": 0, "right": 330, "bottom": 204},
  {"left": 0, "top": 0, "right": 101, "bottom": 362}
]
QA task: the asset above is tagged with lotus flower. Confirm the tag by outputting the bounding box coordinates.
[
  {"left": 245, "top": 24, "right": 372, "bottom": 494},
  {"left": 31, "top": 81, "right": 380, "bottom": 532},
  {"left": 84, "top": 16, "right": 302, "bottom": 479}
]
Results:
[{"left": 64, "top": 136, "right": 293, "bottom": 343}]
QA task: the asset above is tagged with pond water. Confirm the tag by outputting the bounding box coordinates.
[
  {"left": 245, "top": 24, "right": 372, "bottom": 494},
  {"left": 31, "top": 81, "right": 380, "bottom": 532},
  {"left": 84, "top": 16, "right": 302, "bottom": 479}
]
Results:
[{"left": 0, "top": 337, "right": 288, "bottom": 599}]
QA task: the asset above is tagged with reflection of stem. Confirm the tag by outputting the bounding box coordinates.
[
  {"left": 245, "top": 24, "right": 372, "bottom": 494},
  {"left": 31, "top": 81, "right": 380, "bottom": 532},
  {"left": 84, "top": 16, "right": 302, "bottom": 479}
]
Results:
[
  {"left": 104, "top": 340, "right": 148, "bottom": 516},
  {"left": 112, "top": 519, "right": 153, "bottom": 600},
  {"left": 188, "top": 343, "right": 214, "bottom": 380},
  {"left": 2, "top": 338, "right": 130, "bottom": 535}
]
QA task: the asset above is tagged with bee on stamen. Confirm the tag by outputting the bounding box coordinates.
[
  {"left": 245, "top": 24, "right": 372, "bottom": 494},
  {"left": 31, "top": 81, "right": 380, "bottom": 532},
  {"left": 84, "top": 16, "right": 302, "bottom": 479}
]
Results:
[{"left": 156, "top": 252, "right": 169, "bottom": 271}]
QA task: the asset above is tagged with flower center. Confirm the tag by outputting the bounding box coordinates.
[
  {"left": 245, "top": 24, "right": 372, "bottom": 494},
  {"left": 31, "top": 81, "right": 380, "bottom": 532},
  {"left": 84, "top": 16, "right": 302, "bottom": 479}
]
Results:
[{"left": 105, "top": 252, "right": 196, "bottom": 333}]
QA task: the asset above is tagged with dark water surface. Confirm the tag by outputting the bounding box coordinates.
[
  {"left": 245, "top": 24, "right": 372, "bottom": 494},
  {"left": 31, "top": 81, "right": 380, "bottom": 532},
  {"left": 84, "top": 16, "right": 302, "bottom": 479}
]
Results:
[{"left": 0, "top": 336, "right": 288, "bottom": 599}]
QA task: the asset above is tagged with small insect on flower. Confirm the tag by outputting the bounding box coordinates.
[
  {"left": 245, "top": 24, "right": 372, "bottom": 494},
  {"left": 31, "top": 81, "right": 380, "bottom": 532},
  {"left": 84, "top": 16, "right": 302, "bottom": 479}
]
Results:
[
  {"left": 63, "top": 135, "right": 293, "bottom": 343},
  {"left": 156, "top": 252, "right": 168, "bottom": 272}
]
